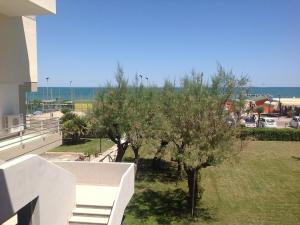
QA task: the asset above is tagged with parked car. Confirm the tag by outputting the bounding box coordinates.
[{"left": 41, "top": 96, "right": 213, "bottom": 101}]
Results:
[
  {"left": 290, "top": 116, "right": 300, "bottom": 128},
  {"left": 33, "top": 111, "right": 43, "bottom": 115},
  {"left": 244, "top": 117, "right": 256, "bottom": 128},
  {"left": 258, "top": 117, "right": 277, "bottom": 128}
]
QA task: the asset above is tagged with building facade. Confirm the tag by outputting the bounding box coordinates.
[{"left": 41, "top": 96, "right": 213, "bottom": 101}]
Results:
[{"left": 0, "top": 1, "right": 61, "bottom": 160}]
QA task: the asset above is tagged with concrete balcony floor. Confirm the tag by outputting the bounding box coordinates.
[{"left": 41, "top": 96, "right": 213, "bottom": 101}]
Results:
[{"left": 0, "top": 133, "right": 42, "bottom": 151}]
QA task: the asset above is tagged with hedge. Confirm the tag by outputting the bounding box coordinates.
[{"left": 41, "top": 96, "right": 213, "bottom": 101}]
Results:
[{"left": 240, "top": 128, "right": 300, "bottom": 141}]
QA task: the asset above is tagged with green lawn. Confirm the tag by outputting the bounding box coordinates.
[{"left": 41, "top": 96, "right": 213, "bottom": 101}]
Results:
[
  {"left": 123, "top": 141, "right": 300, "bottom": 225},
  {"left": 51, "top": 138, "right": 115, "bottom": 154}
]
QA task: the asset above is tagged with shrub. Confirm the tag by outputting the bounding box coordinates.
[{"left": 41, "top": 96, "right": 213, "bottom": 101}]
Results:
[
  {"left": 61, "top": 108, "right": 71, "bottom": 114},
  {"left": 61, "top": 112, "right": 87, "bottom": 144},
  {"left": 240, "top": 128, "right": 300, "bottom": 141},
  {"left": 287, "top": 109, "right": 295, "bottom": 118}
]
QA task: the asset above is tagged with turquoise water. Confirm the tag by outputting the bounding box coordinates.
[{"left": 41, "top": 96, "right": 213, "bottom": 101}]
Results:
[{"left": 26, "top": 87, "right": 300, "bottom": 101}]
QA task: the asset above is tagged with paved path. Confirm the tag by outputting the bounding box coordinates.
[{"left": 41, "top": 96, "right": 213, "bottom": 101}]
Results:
[{"left": 91, "top": 144, "right": 118, "bottom": 162}]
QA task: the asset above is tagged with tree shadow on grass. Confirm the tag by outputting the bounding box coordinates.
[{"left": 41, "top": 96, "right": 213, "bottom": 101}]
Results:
[
  {"left": 126, "top": 188, "right": 216, "bottom": 225},
  {"left": 62, "top": 138, "right": 91, "bottom": 146},
  {"left": 125, "top": 157, "right": 180, "bottom": 183},
  {"left": 292, "top": 156, "right": 300, "bottom": 161}
]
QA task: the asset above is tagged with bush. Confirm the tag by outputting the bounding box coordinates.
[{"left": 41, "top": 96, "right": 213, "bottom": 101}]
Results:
[
  {"left": 240, "top": 128, "right": 300, "bottom": 141},
  {"left": 61, "top": 108, "right": 71, "bottom": 114},
  {"left": 61, "top": 112, "right": 87, "bottom": 144}
]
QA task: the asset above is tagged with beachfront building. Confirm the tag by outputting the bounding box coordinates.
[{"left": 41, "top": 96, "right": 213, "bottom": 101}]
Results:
[{"left": 0, "top": 0, "right": 62, "bottom": 160}]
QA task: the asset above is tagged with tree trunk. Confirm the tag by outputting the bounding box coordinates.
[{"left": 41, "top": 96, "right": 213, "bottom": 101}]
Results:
[
  {"left": 72, "top": 133, "right": 79, "bottom": 144},
  {"left": 176, "top": 145, "right": 185, "bottom": 180},
  {"left": 115, "top": 147, "right": 125, "bottom": 162},
  {"left": 152, "top": 140, "right": 168, "bottom": 170},
  {"left": 177, "top": 159, "right": 183, "bottom": 180},
  {"left": 132, "top": 146, "right": 140, "bottom": 165},
  {"left": 115, "top": 141, "right": 128, "bottom": 162},
  {"left": 185, "top": 167, "right": 200, "bottom": 217}
]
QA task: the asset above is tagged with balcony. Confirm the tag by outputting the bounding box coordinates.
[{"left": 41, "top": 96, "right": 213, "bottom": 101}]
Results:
[
  {"left": 0, "top": 116, "right": 62, "bottom": 161},
  {"left": 55, "top": 161, "right": 135, "bottom": 225},
  {"left": 0, "top": 155, "right": 135, "bottom": 225}
]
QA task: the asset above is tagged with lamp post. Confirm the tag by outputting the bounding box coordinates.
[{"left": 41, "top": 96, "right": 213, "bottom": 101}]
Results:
[
  {"left": 69, "top": 81, "right": 73, "bottom": 110},
  {"left": 69, "top": 80, "right": 73, "bottom": 102},
  {"left": 46, "top": 77, "right": 49, "bottom": 100},
  {"left": 278, "top": 95, "right": 281, "bottom": 117},
  {"left": 145, "top": 76, "right": 149, "bottom": 86}
]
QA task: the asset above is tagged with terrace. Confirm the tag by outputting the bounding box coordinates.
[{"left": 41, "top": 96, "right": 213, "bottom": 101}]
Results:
[
  {"left": 0, "top": 155, "right": 135, "bottom": 225},
  {"left": 0, "top": 115, "right": 62, "bottom": 161}
]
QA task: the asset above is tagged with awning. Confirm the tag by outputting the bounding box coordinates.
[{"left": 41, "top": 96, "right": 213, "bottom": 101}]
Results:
[{"left": 273, "top": 98, "right": 300, "bottom": 107}]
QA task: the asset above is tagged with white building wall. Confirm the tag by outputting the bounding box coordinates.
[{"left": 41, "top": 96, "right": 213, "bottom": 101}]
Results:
[
  {"left": 0, "top": 84, "right": 20, "bottom": 130},
  {"left": 0, "top": 13, "right": 37, "bottom": 85},
  {"left": 0, "top": 84, "right": 20, "bottom": 116},
  {"left": 0, "top": 155, "right": 76, "bottom": 225}
]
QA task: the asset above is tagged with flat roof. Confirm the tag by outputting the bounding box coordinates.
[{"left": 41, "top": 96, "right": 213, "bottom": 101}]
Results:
[{"left": 0, "top": 0, "right": 56, "bottom": 16}]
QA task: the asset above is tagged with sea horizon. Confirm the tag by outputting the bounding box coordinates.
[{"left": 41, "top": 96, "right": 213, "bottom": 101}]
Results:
[{"left": 27, "top": 86, "right": 300, "bottom": 101}]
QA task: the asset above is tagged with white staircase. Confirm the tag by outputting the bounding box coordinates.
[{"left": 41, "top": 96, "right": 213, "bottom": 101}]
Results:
[{"left": 69, "top": 185, "right": 118, "bottom": 225}]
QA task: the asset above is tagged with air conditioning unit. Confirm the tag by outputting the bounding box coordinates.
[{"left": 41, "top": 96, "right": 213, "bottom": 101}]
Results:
[{"left": 3, "top": 115, "right": 24, "bottom": 134}]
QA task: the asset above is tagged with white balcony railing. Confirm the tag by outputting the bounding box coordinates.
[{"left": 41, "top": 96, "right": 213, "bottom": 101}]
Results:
[{"left": 0, "top": 117, "right": 60, "bottom": 151}]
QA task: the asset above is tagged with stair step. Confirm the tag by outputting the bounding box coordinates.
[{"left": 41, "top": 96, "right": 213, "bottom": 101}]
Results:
[
  {"left": 76, "top": 204, "right": 112, "bottom": 209},
  {"left": 73, "top": 207, "right": 111, "bottom": 216},
  {"left": 69, "top": 215, "right": 109, "bottom": 225},
  {"left": 76, "top": 185, "right": 118, "bottom": 207},
  {"left": 76, "top": 203, "right": 113, "bottom": 208}
]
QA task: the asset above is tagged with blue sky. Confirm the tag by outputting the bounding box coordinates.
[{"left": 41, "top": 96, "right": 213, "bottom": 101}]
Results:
[{"left": 37, "top": 0, "right": 300, "bottom": 87}]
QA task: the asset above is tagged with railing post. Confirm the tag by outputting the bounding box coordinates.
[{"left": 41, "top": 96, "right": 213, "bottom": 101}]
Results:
[
  {"left": 57, "top": 119, "right": 60, "bottom": 133},
  {"left": 40, "top": 121, "right": 44, "bottom": 135},
  {"left": 20, "top": 130, "right": 23, "bottom": 146}
]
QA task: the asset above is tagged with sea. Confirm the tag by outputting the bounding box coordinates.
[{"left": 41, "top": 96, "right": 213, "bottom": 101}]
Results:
[{"left": 26, "top": 87, "right": 300, "bottom": 102}]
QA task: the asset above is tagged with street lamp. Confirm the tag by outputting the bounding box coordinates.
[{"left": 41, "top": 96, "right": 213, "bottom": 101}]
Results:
[
  {"left": 46, "top": 77, "right": 49, "bottom": 100},
  {"left": 145, "top": 77, "right": 149, "bottom": 86},
  {"left": 139, "top": 74, "right": 143, "bottom": 84},
  {"left": 278, "top": 95, "right": 281, "bottom": 117},
  {"left": 69, "top": 81, "right": 73, "bottom": 102}
]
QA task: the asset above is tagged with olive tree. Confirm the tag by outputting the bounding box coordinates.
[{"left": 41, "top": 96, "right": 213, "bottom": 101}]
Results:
[
  {"left": 167, "top": 67, "right": 248, "bottom": 216},
  {"left": 126, "top": 77, "right": 158, "bottom": 165},
  {"left": 92, "top": 65, "right": 131, "bottom": 162}
]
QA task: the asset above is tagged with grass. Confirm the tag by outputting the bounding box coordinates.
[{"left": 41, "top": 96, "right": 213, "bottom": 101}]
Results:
[
  {"left": 122, "top": 141, "right": 300, "bottom": 225},
  {"left": 51, "top": 138, "right": 115, "bottom": 154}
]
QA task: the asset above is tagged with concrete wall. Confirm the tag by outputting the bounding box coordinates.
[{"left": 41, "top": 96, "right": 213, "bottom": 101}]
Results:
[
  {"left": 55, "top": 161, "right": 136, "bottom": 225},
  {"left": 55, "top": 161, "right": 133, "bottom": 186},
  {"left": 0, "top": 13, "right": 38, "bottom": 121},
  {"left": 0, "top": 0, "right": 56, "bottom": 16},
  {"left": 108, "top": 164, "right": 135, "bottom": 225},
  {"left": 0, "top": 84, "right": 20, "bottom": 118},
  {"left": 0, "top": 0, "right": 55, "bottom": 121},
  {"left": 0, "top": 14, "right": 37, "bottom": 85},
  {"left": 30, "top": 0, "right": 56, "bottom": 14},
  {"left": 0, "top": 132, "right": 62, "bottom": 161},
  {"left": 0, "top": 154, "right": 76, "bottom": 225}
]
